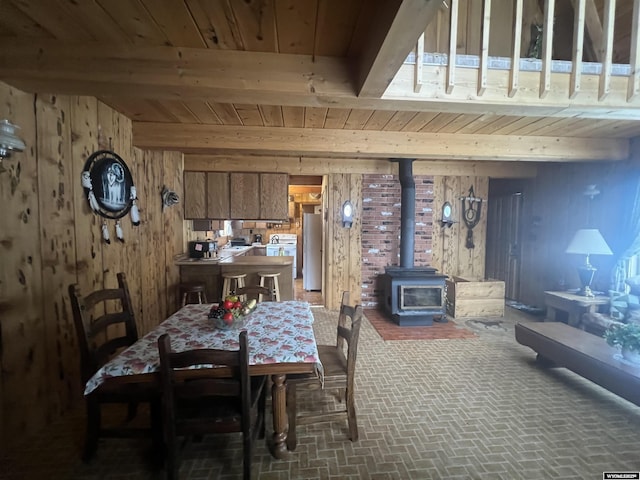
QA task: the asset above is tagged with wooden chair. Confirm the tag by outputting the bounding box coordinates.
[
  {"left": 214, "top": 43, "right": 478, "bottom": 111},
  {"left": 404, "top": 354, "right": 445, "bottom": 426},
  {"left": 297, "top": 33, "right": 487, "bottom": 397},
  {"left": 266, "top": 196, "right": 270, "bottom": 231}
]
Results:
[
  {"left": 158, "top": 331, "right": 266, "bottom": 480},
  {"left": 68, "top": 272, "right": 161, "bottom": 462},
  {"left": 235, "top": 284, "right": 275, "bottom": 303},
  {"left": 286, "top": 292, "right": 363, "bottom": 450}
]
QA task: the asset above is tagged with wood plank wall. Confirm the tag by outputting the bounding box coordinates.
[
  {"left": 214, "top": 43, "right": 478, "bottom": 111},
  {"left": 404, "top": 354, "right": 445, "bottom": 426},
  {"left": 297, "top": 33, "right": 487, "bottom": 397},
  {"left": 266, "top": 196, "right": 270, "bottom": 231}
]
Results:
[
  {"left": 518, "top": 160, "right": 634, "bottom": 308},
  {"left": 0, "top": 81, "right": 184, "bottom": 443},
  {"left": 324, "top": 173, "right": 362, "bottom": 310},
  {"left": 431, "top": 176, "right": 489, "bottom": 280}
]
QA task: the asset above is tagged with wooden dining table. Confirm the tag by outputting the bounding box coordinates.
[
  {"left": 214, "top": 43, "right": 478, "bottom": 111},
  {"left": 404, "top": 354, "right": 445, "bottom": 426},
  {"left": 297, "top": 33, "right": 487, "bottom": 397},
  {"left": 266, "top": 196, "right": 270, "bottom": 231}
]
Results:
[{"left": 84, "top": 301, "right": 322, "bottom": 459}]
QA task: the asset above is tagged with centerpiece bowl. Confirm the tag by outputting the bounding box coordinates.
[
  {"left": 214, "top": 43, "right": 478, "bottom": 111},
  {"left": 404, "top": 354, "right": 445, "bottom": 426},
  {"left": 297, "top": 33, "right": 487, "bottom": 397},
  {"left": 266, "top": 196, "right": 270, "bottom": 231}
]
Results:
[{"left": 208, "top": 296, "right": 258, "bottom": 330}]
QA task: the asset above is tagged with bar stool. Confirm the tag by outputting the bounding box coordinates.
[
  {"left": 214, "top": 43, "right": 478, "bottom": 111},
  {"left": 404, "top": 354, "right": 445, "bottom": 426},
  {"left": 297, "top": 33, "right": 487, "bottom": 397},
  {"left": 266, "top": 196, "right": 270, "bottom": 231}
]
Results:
[
  {"left": 258, "top": 272, "right": 281, "bottom": 302},
  {"left": 221, "top": 273, "right": 246, "bottom": 299},
  {"left": 179, "top": 282, "right": 207, "bottom": 307}
]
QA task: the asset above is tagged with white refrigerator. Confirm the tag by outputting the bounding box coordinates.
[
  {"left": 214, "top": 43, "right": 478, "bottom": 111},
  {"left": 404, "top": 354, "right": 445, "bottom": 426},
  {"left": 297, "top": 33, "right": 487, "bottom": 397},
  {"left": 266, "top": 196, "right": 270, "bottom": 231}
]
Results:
[{"left": 303, "top": 213, "right": 322, "bottom": 291}]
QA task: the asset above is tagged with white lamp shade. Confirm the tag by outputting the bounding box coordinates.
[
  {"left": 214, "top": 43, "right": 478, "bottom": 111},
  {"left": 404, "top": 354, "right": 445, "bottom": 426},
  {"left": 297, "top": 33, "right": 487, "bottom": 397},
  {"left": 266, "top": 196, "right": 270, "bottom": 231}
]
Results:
[{"left": 565, "top": 229, "right": 613, "bottom": 255}]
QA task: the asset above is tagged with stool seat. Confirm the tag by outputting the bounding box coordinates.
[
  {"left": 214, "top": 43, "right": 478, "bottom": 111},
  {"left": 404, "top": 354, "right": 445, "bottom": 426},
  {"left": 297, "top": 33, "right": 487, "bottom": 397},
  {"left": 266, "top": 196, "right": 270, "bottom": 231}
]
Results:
[
  {"left": 179, "top": 282, "right": 207, "bottom": 307},
  {"left": 222, "top": 273, "right": 247, "bottom": 299},
  {"left": 258, "top": 272, "right": 281, "bottom": 302}
]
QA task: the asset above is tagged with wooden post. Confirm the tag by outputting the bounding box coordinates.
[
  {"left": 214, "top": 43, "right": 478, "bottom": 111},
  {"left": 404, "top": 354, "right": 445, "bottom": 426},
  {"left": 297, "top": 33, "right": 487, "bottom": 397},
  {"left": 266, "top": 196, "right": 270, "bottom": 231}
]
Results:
[
  {"left": 628, "top": 0, "right": 640, "bottom": 101},
  {"left": 446, "top": 0, "right": 459, "bottom": 94},
  {"left": 478, "top": 0, "right": 492, "bottom": 96},
  {"left": 599, "top": 0, "right": 616, "bottom": 100},
  {"left": 414, "top": 33, "right": 424, "bottom": 93},
  {"left": 570, "top": 0, "right": 585, "bottom": 99},
  {"left": 540, "top": 0, "right": 555, "bottom": 98},
  {"left": 509, "top": 0, "right": 524, "bottom": 97}
]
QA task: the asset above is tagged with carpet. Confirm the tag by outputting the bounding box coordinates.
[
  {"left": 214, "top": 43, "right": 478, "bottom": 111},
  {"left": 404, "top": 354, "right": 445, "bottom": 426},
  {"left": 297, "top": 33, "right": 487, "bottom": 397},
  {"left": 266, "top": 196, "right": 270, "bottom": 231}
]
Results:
[
  {"left": 365, "top": 308, "right": 477, "bottom": 341},
  {"left": 506, "top": 300, "right": 546, "bottom": 317}
]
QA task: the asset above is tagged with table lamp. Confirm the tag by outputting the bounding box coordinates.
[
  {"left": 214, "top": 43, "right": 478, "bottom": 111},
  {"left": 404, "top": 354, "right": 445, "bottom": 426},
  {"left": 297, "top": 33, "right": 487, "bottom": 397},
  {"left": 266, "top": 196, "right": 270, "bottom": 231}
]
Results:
[{"left": 565, "top": 228, "right": 613, "bottom": 297}]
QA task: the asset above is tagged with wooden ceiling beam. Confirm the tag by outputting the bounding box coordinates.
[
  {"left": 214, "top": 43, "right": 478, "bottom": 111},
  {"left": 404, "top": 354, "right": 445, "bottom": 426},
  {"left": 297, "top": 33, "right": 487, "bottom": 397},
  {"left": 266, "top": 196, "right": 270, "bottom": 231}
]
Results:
[
  {"left": 184, "top": 154, "right": 539, "bottom": 178},
  {"left": 3, "top": 39, "right": 640, "bottom": 120},
  {"left": 354, "top": 0, "right": 443, "bottom": 98},
  {"left": 134, "top": 123, "right": 629, "bottom": 162}
]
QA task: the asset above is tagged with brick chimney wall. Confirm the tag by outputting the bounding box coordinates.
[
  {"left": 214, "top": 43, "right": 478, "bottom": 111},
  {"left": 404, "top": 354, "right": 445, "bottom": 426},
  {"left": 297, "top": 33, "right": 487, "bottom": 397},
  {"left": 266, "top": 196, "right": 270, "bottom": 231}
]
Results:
[{"left": 361, "top": 173, "right": 435, "bottom": 307}]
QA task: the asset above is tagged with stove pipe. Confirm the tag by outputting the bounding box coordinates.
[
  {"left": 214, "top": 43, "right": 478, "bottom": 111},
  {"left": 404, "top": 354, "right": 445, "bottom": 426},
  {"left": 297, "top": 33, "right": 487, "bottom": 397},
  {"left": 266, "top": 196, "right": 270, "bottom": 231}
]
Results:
[{"left": 398, "top": 159, "right": 415, "bottom": 268}]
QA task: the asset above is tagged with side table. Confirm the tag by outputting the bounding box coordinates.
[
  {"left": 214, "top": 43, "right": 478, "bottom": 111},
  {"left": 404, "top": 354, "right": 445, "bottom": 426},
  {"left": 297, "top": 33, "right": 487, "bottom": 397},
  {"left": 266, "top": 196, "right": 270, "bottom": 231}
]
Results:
[{"left": 544, "top": 291, "right": 609, "bottom": 327}]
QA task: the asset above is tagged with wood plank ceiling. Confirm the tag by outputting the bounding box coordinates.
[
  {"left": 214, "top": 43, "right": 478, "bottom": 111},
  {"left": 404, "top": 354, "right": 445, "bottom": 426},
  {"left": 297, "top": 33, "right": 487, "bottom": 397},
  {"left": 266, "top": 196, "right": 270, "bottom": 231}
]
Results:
[{"left": 1, "top": 0, "right": 639, "bottom": 159}]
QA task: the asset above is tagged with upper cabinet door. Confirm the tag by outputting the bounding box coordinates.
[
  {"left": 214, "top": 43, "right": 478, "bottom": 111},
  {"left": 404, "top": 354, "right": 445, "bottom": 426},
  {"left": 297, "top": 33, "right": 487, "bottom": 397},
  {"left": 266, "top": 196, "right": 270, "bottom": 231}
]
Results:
[
  {"left": 260, "top": 173, "right": 289, "bottom": 220},
  {"left": 184, "top": 172, "right": 206, "bottom": 219},
  {"left": 207, "top": 172, "right": 230, "bottom": 219},
  {"left": 230, "top": 173, "right": 260, "bottom": 219}
]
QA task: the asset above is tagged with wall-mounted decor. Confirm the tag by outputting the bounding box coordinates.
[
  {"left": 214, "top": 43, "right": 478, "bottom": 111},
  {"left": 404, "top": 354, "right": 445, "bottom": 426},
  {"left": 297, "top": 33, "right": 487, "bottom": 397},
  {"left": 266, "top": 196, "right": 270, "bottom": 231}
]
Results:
[
  {"left": 161, "top": 185, "right": 179, "bottom": 210},
  {"left": 81, "top": 149, "right": 140, "bottom": 243},
  {"left": 461, "top": 186, "right": 484, "bottom": 249}
]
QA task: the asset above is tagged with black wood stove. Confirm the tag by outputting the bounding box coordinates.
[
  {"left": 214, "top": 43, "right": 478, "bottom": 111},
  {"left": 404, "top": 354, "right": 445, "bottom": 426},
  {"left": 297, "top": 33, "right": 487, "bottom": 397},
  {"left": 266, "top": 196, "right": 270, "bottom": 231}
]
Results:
[{"left": 381, "top": 159, "right": 447, "bottom": 326}]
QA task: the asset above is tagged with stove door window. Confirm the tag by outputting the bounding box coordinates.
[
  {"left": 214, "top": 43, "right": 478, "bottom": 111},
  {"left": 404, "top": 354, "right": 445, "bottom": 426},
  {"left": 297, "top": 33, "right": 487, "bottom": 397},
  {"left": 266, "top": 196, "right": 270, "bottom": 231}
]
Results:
[{"left": 399, "top": 285, "right": 443, "bottom": 310}]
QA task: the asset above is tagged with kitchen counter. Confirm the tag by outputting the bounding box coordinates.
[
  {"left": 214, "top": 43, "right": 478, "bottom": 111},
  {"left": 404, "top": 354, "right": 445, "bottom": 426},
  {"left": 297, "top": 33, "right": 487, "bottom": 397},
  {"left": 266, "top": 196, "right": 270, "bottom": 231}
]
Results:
[
  {"left": 174, "top": 245, "right": 257, "bottom": 265},
  {"left": 177, "top": 249, "right": 294, "bottom": 302},
  {"left": 221, "top": 255, "right": 291, "bottom": 265}
]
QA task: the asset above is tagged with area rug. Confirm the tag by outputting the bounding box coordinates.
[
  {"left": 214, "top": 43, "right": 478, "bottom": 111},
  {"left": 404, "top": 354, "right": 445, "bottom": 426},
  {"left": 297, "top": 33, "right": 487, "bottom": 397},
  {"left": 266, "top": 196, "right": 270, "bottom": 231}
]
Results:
[
  {"left": 365, "top": 308, "right": 477, "bottom": 341},
  {"left": 505, "top": 300, "right": 546, "bottom": 317}
]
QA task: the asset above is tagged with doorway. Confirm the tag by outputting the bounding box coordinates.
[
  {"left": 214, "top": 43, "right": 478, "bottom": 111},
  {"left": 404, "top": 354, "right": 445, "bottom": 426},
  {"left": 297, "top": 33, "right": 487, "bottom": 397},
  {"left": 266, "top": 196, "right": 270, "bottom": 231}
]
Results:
[
  {"left": 289, "top": 176, "right": 324, "bottom": 305},
  {"left": 486, "top": 179, "right": 529, "bottom": 301}
]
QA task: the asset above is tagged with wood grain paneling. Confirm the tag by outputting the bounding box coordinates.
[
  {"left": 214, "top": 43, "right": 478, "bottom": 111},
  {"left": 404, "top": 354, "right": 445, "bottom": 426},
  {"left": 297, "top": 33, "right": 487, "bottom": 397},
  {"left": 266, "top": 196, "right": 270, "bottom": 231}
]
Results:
[
  {"left": 260, "top": 173, "right": 288, "bottom": 220},
  {"left": 324, "top": 173, "right": 362, "bottom": 309},
  {"left": 0, "top": 81, "right": 184, "bottom": 442},
  {"left": 36, "top": 94, "right": 78, "bottom": 417},
  {"left": 207, "top": 172, "right": 230, "bottom": 219},
  {"left": 163, "top": 150, "right": 185, "bottom": 315},
  {"left": 0, "top": 83, "right": 46, "bottom": 442},
  {"left": 230, "top": 173, "right": 260, "bottom": 219},
  {"left": 184, "top": 171, "right": 206, "bottom": 219}
]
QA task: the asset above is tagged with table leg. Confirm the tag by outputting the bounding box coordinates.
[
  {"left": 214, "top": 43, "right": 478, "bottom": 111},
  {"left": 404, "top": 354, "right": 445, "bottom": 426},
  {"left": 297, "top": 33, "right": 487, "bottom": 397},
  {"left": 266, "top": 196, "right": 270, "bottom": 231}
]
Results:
[
  {"left": 271, "top": 373, "right": 289, "bottom": 459},
  {"left": 568, "top": 309, "right": 581, "bottom": 327},
  {"left": 546, "top": 306, "right": 557, "bottom": 322}
]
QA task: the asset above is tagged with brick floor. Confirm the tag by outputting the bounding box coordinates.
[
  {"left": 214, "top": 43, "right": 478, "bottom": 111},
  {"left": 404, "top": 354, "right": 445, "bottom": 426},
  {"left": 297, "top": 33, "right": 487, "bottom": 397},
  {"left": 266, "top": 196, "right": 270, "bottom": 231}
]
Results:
[
  {"left": 3, "top": 307, "right": 640, "bottom": 479},
  {"left": 365, "top": 309, "right": 477, "bottom": 341}
]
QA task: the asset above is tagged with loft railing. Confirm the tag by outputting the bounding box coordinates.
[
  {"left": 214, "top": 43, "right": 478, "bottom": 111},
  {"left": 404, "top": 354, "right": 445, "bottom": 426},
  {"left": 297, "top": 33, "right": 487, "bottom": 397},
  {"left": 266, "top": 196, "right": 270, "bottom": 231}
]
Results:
[{"left": 411, "top": 0, "right": 640, "bottom": 102}]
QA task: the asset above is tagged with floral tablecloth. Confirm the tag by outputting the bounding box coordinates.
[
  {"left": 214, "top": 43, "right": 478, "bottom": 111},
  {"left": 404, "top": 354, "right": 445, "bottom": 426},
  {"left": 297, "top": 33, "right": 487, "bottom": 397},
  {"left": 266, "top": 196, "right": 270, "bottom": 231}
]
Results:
[{"left": 85, "top": 301, "right": 320, "bottom": 395}]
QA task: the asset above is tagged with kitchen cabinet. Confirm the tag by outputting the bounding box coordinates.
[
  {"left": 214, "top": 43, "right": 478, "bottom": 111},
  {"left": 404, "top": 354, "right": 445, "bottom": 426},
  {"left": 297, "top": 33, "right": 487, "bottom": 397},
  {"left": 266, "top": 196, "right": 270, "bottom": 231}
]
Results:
[
  {"left": 260, "top": 173, "right": 289, "bottom": 219},
  {"left": 184, "top": 172, "right": 206, "bottom": 219},
  {"left": 184, "top": 172, "right": 230, "bottom": 219},
  {"left": 207, "top": 172, "right": 230, "bottom": 218},
  {"left": 230, "top": 173, "right": 260, "bottom": 219},
  {"left": 186, "top": 171, "right": 288, "bottom": 220}
]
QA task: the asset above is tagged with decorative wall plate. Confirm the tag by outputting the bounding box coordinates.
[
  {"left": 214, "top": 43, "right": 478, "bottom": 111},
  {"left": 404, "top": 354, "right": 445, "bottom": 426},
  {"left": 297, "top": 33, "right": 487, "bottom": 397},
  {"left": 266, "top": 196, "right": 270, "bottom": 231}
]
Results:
[{"left": 82, "top": 150, "right": 134, "bottom": 219}]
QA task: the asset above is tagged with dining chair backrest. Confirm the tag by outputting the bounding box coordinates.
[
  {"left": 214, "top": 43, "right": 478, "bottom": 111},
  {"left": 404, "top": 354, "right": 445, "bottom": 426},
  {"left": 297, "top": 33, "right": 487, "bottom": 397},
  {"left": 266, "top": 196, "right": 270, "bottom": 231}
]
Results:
[
  {"left": 235, "top": 285, "right": 275, "bottom": 302},
  {"left": 157, "top": 331, "right": 249, "bottom": 411},
  {"left": 157, "top": 330, "right": 264, "bottom": 480},
  {"left": 338, "top": 302, "right": 363, "bottom": 382},
  {"left": 284, "top": 294, "right": 364, "bottom": 451},
  {"left": 69, "top": 272, "right": 139, "bottom": 384},
  {"left": 336, "top": 290, "right": 351, "bottom": 352}
]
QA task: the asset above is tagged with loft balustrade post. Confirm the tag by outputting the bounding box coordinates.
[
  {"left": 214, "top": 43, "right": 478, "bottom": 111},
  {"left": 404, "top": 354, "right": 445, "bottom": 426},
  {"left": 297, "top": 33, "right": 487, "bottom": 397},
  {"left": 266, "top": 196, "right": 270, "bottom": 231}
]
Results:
[
  {"left": 446, "top": 0, "right": 458, "bottom": 94},
  {"left": 478, "top": 0, "right": 492, "bottom": 96},
  {"left": 570, "top": 0, "right": 585, "bottom": 99},
  {"left": 540, "top": 0, "right": 555, "bottom": 98},
  {"left": 627, "top": 0, "right": 640, "bottom": 101},
  {"left": 509, "top": 0, "right": 524, "bottom": 98},
  {"left": 598, "top": 0, "right": 616, "bottom": 100},
  {"left": 414, "top": 33, "right": 424, "bottom": 93}
]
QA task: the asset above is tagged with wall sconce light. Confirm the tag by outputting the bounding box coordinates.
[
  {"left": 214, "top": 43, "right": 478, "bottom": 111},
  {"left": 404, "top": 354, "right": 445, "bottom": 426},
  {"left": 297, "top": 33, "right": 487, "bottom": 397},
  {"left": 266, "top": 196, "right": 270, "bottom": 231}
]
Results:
[
  {"left": 440, "top": 201, "right": 457, "bottom": 228},
  {"left": 0, "top": 119, "right": 26, "bottom": 173},
  {"left": 341, "top": 200, "right": 354, "bottom": 228}
]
